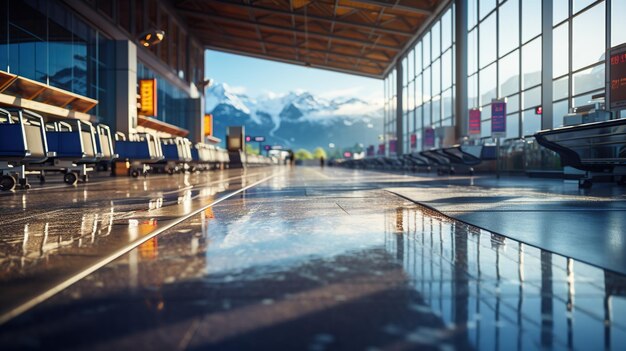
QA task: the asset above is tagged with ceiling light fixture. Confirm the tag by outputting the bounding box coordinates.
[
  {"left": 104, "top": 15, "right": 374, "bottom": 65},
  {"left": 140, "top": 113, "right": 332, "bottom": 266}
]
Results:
[{"left": 138, "top": 29, "right": 165, "bottom": 47}]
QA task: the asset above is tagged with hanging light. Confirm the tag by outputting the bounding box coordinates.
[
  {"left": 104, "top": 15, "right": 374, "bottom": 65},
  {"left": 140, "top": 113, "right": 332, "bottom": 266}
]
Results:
[{"left": 138, "top": 29, "right": 165, "bottom": 47}]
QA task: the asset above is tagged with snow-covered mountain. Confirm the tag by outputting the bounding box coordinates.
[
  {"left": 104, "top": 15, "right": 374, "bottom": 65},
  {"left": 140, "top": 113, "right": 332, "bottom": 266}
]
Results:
[{"left": 206, "top": 83, "right": 383, "bottom": 151}]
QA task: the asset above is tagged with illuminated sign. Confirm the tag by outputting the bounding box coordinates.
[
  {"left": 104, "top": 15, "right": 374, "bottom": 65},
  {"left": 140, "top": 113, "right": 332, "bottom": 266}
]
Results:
[
  {"left": 245, "top": 136, "right": 265, "bottom": 142},
  {"left": 410, "top": 133, "right": 417, "bottom": 149},
  {"left": 535, "top": 106, "right": 543, "bottom": 115},
  {"left": 203, "top": 114, "right": 213, "bottom": 137},
  {"left": 264, "top": 145, "right": 272, "bottom": 151},
  {"left": 423, "top": 127, "right": 435, "bottom": 148},
  {"left": 469, "top": 108, "right": 481, "bottom": 135},
  {"left": 491, "top": 99, "right": 507, "bottom": 138},
  {"left": 343, "top": 151, "right": 352, "bottom": 158},
  {"left": 138, "top": 79, "right": 157, "bottom": 116},
  {"left": 609, "top": 44, "right": 626, "bottom": 110}
]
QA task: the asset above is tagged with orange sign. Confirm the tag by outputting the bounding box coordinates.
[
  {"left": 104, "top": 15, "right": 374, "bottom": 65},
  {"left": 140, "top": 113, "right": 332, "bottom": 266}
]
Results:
[
  {"left": 139, "top": 79, "right": 157, "bottom": 116},
  {"left": 204, "top": 114, "right": 213, "bottom": 137}
]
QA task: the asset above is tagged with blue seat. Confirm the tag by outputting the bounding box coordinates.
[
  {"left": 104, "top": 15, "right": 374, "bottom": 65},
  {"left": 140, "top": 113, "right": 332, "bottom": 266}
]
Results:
[{"left": 0, "top": 108, "right": 49, "bottom": 163}]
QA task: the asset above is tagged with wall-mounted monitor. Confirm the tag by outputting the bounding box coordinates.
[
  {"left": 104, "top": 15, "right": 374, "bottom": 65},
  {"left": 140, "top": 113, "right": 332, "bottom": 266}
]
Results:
[{"left": 609, "top": 43, "right": 626, "bottom": 110}]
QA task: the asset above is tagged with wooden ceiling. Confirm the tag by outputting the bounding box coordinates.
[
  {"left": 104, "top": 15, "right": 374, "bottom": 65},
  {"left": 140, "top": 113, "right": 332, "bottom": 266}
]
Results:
[{"left": 174, "top": 0, "right": 443, "bottom": 78}]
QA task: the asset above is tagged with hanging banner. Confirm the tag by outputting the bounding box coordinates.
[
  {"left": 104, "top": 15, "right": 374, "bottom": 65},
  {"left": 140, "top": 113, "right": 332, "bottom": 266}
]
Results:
[
  {"left": 410, "top": 133, "right": 417, "bottom": 149},
  {"left": 491, "top": 99, "right": 507, "bottom": 138},
  {"left": 423, "top": 127, "right": 435, "bottom": 148},
  {"left": 389, "top": 140, "right": 397, "bottom": 154},
  {"left": 378, "top": 143, "right": 386, "bottom": 155},
  {"left": 138, "top": 79, "right": 157, "bottom": 116},
  {"left": 469, "top": 108, "right": 481, "bottom": 136}
]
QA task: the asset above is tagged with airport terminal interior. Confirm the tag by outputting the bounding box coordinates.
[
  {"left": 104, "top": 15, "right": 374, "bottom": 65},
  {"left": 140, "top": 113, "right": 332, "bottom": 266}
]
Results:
[{"left": 1, "top": 0, "right": 626, "bottom": 350}]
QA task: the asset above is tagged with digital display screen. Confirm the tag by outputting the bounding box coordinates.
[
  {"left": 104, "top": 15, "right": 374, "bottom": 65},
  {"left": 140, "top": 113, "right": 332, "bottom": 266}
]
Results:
[
  {"left": 253, "top": 136, "right": 265, "bottom": 142},
  {"left": 610, "top": 45, "right": 626, "bottom": 109}
]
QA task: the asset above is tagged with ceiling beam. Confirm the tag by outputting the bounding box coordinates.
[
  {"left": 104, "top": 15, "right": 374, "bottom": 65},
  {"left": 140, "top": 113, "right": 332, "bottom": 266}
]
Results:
[
  {"left": 176, "top": 8, "right": 402, "bottom": 51},
  {"left": 176, "top": 0, "right": 414, "bottom": 37},
  {"left": 195, "top": 28, "right": 390, "bottom": 64},
  {"left": 349, "top": 0, "right": 433, "bottom": 16}
]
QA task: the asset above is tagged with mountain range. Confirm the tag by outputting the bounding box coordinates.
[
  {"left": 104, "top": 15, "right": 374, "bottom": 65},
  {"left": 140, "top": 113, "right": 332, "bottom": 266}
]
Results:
[{"left": 206, "top": 83, "right": 383, "bottom": 151}]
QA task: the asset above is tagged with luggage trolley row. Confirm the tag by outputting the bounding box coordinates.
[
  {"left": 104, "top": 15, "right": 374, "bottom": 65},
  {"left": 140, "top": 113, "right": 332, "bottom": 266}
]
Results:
[
  {"left": 0, "top": 108, "right": 233, "bottom": 191},
  {"left": 340, "top": 143, "right": 496, "bottom": 176}
]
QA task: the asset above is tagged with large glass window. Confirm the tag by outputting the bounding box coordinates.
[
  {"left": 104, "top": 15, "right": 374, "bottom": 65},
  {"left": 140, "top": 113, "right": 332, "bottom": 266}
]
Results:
[
  {"left": 498, "top": 0, "right": 519, "bottom": 57},
  {"left": 521, "top": 37, "right": 542, "bottom": 89},
  {"left": 480, "top": 63, "right": 497, "bottom": 105},
  {"left": 612, "top": 0, "right": 626, "bottom": 46},
  {"left": 572, "top": 2, "right": 605, "bottom": 70},
  {"left": 0, "top": 0, "right": 115, "bottom": 124},
  {"left": 521, "top": 0, "right": 542, "bottom": 43},
  {"left": 499, "top": 50, "right": 520, "bottom": 97},
  {"left": 479, "top": 12, "right": 497, "bottom": 68},
  {"left": 553, "top": 23, "right": 569, "bottom": 78}
]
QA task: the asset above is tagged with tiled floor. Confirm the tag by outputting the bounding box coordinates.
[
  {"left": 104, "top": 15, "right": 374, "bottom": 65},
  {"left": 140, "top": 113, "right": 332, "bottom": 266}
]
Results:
[{"left": 1, "top": 167, "right": 625, "bottom": 350}]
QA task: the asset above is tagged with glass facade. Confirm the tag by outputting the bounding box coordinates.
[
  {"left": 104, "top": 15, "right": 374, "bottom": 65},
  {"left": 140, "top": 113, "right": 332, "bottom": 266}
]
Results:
[
  {"left": 383, "top": 0, "right": 625, "bottom": 153},
  {"left": 384, "top": 5, "right": 456, "bottom": 154},
  {"left": 79, "top": 0, "right": 205, "bottom": 87},
  {"left": 0, "top": 0, "right": 115, "bottom": 124}
]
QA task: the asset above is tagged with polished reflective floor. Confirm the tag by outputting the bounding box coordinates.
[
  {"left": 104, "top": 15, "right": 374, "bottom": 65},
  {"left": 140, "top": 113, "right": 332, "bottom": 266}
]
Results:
[{"left": 1, "top": 167, "right": 625, "bottom": 350}]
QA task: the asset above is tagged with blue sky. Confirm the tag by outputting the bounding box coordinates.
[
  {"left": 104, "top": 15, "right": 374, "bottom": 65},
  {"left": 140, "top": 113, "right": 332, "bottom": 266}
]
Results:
[{"left": 204, "top": 50, "right": 382, "bottom": 101}]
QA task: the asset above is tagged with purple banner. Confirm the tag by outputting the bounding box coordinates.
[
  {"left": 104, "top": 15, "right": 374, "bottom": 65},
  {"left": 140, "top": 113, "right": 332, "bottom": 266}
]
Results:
[{"left": 491, "top": 100, "right": 507, "bottom": 137}]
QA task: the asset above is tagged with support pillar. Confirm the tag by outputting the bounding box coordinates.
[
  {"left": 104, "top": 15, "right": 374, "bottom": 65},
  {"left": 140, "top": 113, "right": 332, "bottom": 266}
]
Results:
[
  {"left": 541, "top": 0, "right": 553, "bottom": 129},
  {"left": 114, "top": 40, "right": 138, "bottom": 136},
  {"left": 455, "top": 0, "right": 469, "bottom": 140},
  {"left": 395, "top": 60, "right": 404, "bottom": 155}
]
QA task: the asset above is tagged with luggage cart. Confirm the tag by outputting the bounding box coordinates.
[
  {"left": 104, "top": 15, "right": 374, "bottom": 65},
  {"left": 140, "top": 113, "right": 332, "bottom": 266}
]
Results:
[
  {"left": 190, "top": 143, "right": 213, "bottom": 172},
  {"left": 405, "top": 153, "right": 432, "bottom": 172},
  {"left": 534, "top": 119, "right": 626, "bottom": 188},
  {"left": 155, "top": 137, "right": 192, "bottom": 174},
  {"left": 94, "top": 124, "right": 118, "bottom": 171},
  {"left": 420, "top": 149, "right": 453, "bottom": 175},
  {"left": 115, "top": 132, "right": 164, "bottom": 177},
  {"left": 28, "top": 119, "right": 99, "bottom": 185},
  {"left": 215, "top": 147, "right": 230, "bottom": 169},
  {"left": 0, "top": 108, "right": 53, "bottom": 190},
  {"left": 441, "top": 145, "right": 484, "bottom": 176}
]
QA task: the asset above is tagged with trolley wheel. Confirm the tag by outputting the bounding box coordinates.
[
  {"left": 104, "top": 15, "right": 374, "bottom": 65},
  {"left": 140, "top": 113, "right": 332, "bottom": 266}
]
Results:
[
  {"left": 578, "top": 179, "right": 592, "bottom": 189},
  {"left": 64, "top": 172, "right": 78, "bottom": 186},
  {"left": 0, "top": 175, "right": 16, "bottom": 191},
  {"left": 130, "top": 170, "right": 140, "bottom": 178},
  {"left": 81, "top": 174, "right": 89, "bottom": 183},
  {"left": 20, "top": 183, "right": 31, "bottom": 190}
]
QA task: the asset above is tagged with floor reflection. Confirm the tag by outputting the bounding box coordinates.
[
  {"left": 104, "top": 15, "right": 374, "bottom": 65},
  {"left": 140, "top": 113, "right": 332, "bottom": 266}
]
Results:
[
  {"left": 385, "top": 206, "right": 626, "bottom": 350},
  {"left": 2, "top": 171, "right": 626, "bottom": 350}
]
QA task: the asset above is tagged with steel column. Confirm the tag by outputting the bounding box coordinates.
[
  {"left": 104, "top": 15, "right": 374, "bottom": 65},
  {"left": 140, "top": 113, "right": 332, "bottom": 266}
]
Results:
[{"left": 454, "top": 0, "right": 468, "bottom": 139}]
